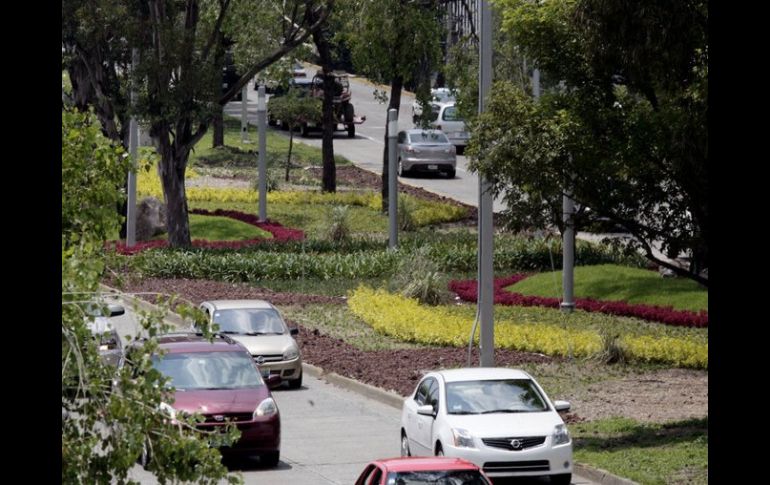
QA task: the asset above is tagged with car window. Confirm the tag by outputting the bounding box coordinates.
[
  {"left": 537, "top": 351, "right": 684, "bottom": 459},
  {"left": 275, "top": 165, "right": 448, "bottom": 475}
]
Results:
[
  {"left": 414, "top": 378, "right": 432, "bottom": 405},
  {"left": 445, "top": 379, "right": 549, "bottom": 414},
  {"left": 442, "top": 106, "right": 462, "bottom": 122},
  {"left": 153, "top": 351, "right": 264, "bottom": 390},
  {"left": 427, "top": 379, "right": 440, "bottom": 410},
  {"left": 211, "top": 308, "right": 287, "bottom": 335},
  {"left": 386, "top": 470, "right": 490, "bottom": 485},
  {"left": 408, "top": 132, "right": 449, "bottom": 144}
]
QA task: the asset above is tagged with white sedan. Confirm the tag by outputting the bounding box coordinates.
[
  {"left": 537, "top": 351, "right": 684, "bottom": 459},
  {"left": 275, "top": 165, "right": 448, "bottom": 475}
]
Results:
[{"left": 400, "top": 367, "right": 573, "bottom": 484}]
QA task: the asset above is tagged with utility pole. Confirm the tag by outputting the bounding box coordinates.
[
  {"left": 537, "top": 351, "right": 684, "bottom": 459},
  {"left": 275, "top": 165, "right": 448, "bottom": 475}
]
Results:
[
  {"left": 257, "top": 85, "right": 267, "bottom": 222},
  {"left": 126, "top": 48, "right": 139, "bottom": 247},
  {"left": 241, "top": 85, "right": 249, "bottom": 143},
  {"left": 478, "top": 0, "right": 494, "bottom": 367},
  {"left": 388, "top": 109, "right": 398, "bottom": 249}
]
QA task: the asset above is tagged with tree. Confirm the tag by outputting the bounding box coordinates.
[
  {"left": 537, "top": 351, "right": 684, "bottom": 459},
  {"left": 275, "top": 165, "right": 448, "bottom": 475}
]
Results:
[
  {"left": 346, "top": 0, "right": 443, "bottom": 212},
  {"left": 469, "top": 0, "right": 708, "bottom": 285},
  {"left": 268, "top": 89, "right": 323, "bottom": 181},
  {"left": 312, "top": 3, "right": 340, "bottom": 192},
  {"left": 62, "top": 108, "right": 238, "bottom": 484},
  {"left": 63, "top": 0, "right": 333, "bottom": 248}
]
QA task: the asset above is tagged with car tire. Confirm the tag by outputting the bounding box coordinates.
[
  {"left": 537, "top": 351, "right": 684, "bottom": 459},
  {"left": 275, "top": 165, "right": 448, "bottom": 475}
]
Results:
[
  {"left": 398, "top": 158, "right": 408, "bottom": 177},
  {"left": 288, "top": 370, "right": 303, "bottom": 389},
  {"left": 550, "top": 473, "right": 572, "bottom": 485},
  {"left": 400, "top": 431, "right": 411, "bottom": 457},
  {"left": 347, "top": 123, "right": 355, "bottom": 138},
  {"left": 139, "top": 441, "right": 152, "bottom": 469},
  {"left": 435, "top": 443, "right": 444, "bottom": 456},
  {"left": 261, "top": 450, "right": 280, "bottom": 467},
  {"left": 447, "top": 169, "right": 456, "bottom": 179}
]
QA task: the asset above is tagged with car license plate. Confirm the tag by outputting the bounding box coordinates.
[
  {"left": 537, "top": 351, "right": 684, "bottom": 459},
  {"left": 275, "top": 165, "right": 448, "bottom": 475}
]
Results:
[{"left": 428, "top": 164, "right": 438, "bottom": 170}]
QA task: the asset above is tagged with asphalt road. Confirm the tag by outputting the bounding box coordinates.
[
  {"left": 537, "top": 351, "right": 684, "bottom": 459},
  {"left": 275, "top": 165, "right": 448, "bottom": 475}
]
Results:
[
  {"left": 102, "top": 296, "right": 598, "bottom": 485},
  {"left": 223, "top": 66, "right": 508, "bottom": 213}
]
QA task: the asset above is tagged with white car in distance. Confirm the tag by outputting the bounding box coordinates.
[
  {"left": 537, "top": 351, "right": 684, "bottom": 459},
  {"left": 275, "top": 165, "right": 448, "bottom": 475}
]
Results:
[{"left": 400, "top": 367, "right": 573, "bottom": 484}]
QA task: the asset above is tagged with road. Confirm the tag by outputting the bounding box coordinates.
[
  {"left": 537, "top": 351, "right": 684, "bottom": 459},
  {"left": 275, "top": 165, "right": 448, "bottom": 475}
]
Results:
[
  {"left": 103, "top": 296, "right": 598, "bottom": 485},
  {"left": 224, "top": 66, "right": 508, "bottom": 212}
]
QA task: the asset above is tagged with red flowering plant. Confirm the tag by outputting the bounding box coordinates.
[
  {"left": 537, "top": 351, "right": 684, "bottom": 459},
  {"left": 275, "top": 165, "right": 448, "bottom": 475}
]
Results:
[{"left": 108, "top": 209, "right": 304, "bottom": 255}]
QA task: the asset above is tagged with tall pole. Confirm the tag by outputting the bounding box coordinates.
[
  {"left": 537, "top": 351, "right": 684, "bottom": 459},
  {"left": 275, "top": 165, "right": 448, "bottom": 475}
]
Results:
[
  {"left": 241, "top": 86, "right": 249, "bottom": 143},
  {"left": 126, "top": 48, "right": 139, "bottom": 247},
  {"left": 257, "top": 85, "right": 267, "bottom": 222},
  {"left": 561, "top": 172, "right": 576, "bottom": 312},
  {"left": 388, "top": 109, "right": 399, "bottom": 249},
  {"left": 478, "top": 0, "right": 494, "bottom": 367}
]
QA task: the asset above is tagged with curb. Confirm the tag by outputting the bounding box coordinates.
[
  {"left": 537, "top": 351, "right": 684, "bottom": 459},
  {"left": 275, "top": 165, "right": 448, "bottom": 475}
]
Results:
[
  {"left": 302, "top": 363, "right": 405, "bottom": 409},
  {"left": 573, "top": 463, "right": 639, "bottom": 485}
]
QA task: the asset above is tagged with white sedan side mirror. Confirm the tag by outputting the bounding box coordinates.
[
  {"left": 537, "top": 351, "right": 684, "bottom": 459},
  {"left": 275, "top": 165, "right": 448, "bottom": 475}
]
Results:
[{"left": 554, "top": 400, "right": 571, "bottom": 412}]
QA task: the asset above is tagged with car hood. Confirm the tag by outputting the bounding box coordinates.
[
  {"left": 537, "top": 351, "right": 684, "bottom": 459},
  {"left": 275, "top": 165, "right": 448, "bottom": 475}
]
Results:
[
  {"left": 227, "top": 334, "right": 296, "bottom": 355},
  {"left": 172, "top": 388, "right": 269, "bottom": 415},
  {"left": 444, "top": 411, "right": 563, "bottom": 437}
]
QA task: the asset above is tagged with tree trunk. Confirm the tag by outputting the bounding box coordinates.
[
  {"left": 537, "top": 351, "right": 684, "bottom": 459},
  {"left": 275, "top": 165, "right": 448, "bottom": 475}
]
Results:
[
  {"left": 381, "top": 75, "right": 403, "bottom": 212},
  {"left": 156, "top": 136, "right": 192, "bottom": 247},
  {"left": 313, "top": 26, "right": 336, "bottom": 193},
  {"left": 212, "top": 107, "right": 224, "bottom": 147}
]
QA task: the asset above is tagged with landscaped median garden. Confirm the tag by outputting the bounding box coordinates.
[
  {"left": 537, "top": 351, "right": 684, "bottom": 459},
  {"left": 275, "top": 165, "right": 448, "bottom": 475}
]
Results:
[{"left": 105, "top": 116, "right": 708, "bottom": 484}]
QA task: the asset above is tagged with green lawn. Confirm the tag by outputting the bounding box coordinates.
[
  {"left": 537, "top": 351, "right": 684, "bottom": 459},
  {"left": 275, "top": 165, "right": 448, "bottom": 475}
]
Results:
[
  {"left": 507, "top": 264, "right": 707, "bottom": 312},
  {"left": 191, "top": 200, "right": 388, "bottom": 239},
  {"left": 572, "top": 417, "right": 708, "bottom": 485},
  {"left": 188, "top": 214, "right": 272, "bottom": 240}
]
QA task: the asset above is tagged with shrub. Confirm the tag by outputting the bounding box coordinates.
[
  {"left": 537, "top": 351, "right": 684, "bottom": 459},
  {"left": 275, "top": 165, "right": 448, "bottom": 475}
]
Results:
[
  {"left": 392, "top": 246, "right": 447, "bottom": 305},
  {"left": 327, "top": 205, "right": 352, "bottom": 242},
  {"left": 398, "top": 197, "right": 417, "bottom": 232}
]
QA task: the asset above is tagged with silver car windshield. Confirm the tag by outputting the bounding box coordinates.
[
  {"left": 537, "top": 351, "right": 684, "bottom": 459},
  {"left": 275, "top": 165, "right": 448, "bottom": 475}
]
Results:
[
  {"left": 212, "top": 308, "right": 287, "bottom": 335},
  {"left": 445, "top": 379, "right": 549, "bottom": 415},
  {"left": 153, "top": 351, "right": 263, "bottom": 390},
  {"left": 408, "top": 132, "right": 450, "bottom": 144}
]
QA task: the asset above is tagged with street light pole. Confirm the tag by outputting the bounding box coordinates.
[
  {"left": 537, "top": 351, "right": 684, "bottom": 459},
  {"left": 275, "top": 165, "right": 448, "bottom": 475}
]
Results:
[
  {"left": 478, "top": 0, "right": 494, "bottom": 368},
  {"left": 241, "top": 85, "right": 249, "bottom": 143},
  {"left": 257, "top": 85, "right": 267, "bottom": 222},
  {"left": 388, "top": 109, "right": 398, "bottom": 249},
  {"left": 126, "top": 48, "right": 139, "bottom": 247}
]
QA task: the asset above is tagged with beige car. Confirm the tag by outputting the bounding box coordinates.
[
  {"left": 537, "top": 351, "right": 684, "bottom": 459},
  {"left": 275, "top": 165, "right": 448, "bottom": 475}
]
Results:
[{"left": 199, "top": 300, "right": 303, "bottom": 389}]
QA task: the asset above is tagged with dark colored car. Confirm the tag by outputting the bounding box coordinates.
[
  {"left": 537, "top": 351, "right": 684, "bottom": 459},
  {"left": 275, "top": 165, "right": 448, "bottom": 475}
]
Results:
[
  {"left": 149, "top": 333, "right": 282, "bottom": 466},
  {"left": 355, "top": 457, "right": 492, "bottom": 485}
]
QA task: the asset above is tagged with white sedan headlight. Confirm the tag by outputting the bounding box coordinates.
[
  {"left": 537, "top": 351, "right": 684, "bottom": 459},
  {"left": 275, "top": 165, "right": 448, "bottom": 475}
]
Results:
[
  {"left": 283, "top": 347, "right": 299, "bottom": 360},
  {"left": 552, "top": 424, "right": 570, "bottom": 445},
  {"left": 451, "top": 428, "right": 475, "bottom": 448},
  {"left": 254, "top": 397, "right": 278, "bottom": 418}
]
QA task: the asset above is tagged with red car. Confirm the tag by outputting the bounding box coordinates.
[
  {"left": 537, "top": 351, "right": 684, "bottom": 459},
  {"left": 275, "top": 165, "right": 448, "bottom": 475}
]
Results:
[
  {"left": 149, "top": 333, "right": 282, "bottom": 466},
  {"left": 355, "top": 457, "right": 493, "bottom": 485}
]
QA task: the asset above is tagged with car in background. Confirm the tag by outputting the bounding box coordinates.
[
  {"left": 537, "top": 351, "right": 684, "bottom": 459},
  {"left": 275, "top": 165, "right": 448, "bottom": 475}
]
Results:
[
  {"left": 292, "top": 61, "right": 307, "bottom": 78},
  {"left": 85, "top": 301, "right": 125, "bottom": 369},
  {"left": 427, "top": 102, "right": 469, "bottom": 153},
  {"left": 146, "top": 333, "right": 282, "bottom": 466},
  {"left": 199, "top": 300, "right": 303, "bottom": 389},
  {"left": 400, "top": 367, "right": 573, "bottom": 484},
  {"left": 397, "top": 129, "right": 457, "bottom": 178},
  {"left": 412, "top": 88, "right": 456, "bottom": 123},
  {"left": 355, "top": 456, "right": 492, "bottom": 485}
]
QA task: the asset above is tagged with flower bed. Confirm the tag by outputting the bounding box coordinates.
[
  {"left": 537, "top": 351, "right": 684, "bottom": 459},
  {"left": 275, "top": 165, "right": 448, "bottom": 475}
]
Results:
[
  {"left": 108, "top": 209, "right": 304, "bottom": 255},
  {"left": 449, "top": 274, "right": 708, "bottom": 328}
]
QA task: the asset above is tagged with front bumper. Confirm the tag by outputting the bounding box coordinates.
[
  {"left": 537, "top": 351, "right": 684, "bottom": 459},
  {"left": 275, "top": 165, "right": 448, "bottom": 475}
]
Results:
[
  {"left": 198, "top": 414, "right": 280, "bottom": 455},
  {"left": 444, "top": 440, "right": 572, "bottom": 478},
  {"left": 257, "top": 356, "right": 303, "bottom": 381}
]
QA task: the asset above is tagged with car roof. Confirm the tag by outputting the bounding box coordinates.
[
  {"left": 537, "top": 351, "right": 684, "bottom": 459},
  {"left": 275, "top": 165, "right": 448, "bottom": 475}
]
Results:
[
  {"left": 155, "top": 333, "right": 249, "bottom": 354},
  {"left": 203, "top": 300, "right": 275, "bottom": 310},
  {"left": 373, "top": 457, "right": 481, "bottom": 472},
  {"left": 434, "top": 367, "right": 532, "bottom": 383}
]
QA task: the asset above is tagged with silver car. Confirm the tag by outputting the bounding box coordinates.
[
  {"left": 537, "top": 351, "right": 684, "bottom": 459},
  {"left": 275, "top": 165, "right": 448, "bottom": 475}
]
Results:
[
  {"left": 397, "top": 129, "right": 457, "bottom": 178},
  {"left": 199, "top": 300, "right": 303, "bottom": 389},
  {"left": 428, "top": 102, "right": 469, "bottom": 153}
]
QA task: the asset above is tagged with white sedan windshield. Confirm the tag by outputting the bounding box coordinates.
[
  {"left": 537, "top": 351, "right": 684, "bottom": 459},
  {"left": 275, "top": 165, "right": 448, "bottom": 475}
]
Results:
[{"left": 445, "top": 379, "right": 548, "bottom": 415}]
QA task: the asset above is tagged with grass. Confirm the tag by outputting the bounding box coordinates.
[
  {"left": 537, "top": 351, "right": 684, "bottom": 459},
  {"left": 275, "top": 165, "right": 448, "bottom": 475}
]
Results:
[
  {"left": 188, "top": 214, "right": 272, "bottom": 241},
  {"left": 572, "top": 417, "right": 708, "bottom": 484},
  {"left": 190, "top": 200, "right": 388, "bottom": 239},
  {"left": 506, "top": 264, "right": 708, "bottom": 312}
]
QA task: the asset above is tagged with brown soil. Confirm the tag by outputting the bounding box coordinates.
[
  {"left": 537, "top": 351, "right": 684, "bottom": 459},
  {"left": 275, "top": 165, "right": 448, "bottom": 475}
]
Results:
[{"left": 110, "top": 276, "right": 707, "bottom": 425}]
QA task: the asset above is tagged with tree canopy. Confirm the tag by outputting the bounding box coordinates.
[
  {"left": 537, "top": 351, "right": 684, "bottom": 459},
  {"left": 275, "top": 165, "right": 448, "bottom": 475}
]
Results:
[{"left": 468, "top": 0, "right": 708, "bottom": 285}]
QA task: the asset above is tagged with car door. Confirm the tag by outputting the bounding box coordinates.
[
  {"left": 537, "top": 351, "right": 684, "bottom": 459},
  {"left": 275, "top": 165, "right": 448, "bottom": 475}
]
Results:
[
  {"left": 414, "top": 377, "right": 438, "bottom": 455},
  {"left": 405, "top": 377, "right": 431, "bottom": 455}
]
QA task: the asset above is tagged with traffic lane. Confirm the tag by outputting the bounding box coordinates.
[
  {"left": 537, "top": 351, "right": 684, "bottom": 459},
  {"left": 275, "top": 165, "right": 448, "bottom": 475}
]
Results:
[{"left": 220, "top": 372, "right": 402, "bottom": 484}]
